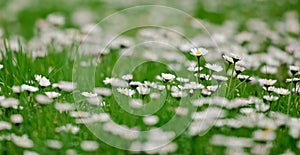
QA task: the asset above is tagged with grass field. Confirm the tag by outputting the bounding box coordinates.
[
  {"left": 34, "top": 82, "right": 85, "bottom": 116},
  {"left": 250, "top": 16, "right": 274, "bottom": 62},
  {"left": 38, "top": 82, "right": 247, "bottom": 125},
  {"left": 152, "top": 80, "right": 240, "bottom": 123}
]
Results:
[{"left": 0, "top": 0, "right": 300, "bottom": 155}]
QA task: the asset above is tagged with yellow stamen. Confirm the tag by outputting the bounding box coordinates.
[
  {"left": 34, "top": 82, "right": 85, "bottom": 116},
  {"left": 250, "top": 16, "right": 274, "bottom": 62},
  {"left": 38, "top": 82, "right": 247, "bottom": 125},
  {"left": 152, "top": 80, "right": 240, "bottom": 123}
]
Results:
[{"left": 196, "top": 51, "right": 202, "bottom": 55}]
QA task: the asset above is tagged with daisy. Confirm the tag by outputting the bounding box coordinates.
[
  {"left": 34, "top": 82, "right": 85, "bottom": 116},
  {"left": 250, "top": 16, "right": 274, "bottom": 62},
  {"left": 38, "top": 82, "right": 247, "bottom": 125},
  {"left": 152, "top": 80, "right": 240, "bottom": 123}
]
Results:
[
  {"left": 35, "top": 74, "right": 51, "bottom": 87},
  {"left": 190, "top": 47, "right": 208, "bottom": 57},
  {"left": 223, "top": 53, "right": 241, "bottom": 64},
  {"left": 45, "top": 91, "right": 61, "bottom": 99},
  {"left": 237, "top": 74, "right": 254, "bottom": 82},
  {"left": 136, "top": 86, "right": 150, "bottom": 95},
  {"left": 129, "top": 99, "right": 143, "bottom": 109},
  {"left": 117, "top": 88, "right": 135, "bottom": 97},
  {"left": 0, "top": 98, "right": 19, "bottom": 108},
  {"left": 212, "top": 75, "right": 228, "bottom": 83},
  {"left": 205, "top": 63, "right": 223, "bottom": 72},
  {"left": 55, "top": 102, "right": 75, "bottom": 113},
  {"left": 273, "top": 88, "right": 290, "bottom": 96},
  {"left": 93, "top": 87, "right": 112, "bottom": 96},
  {"left": 0, "top": 64, "right": 3, "bottom": 69},
  {"left": 11, "top": 134, "right": 34, "bottom": 148},
  {"left": 235, "top": 65, "right": 246, "bottom": 75},
  {"left": 161, "top": 73, "right": 175, "bottom": 82},
  {"left": 55, "top": 124, "right": 80, "bottom": 134},
  {"left": 0, "top": 121, "right": 12, "bottom": 130},
  {"left": 52, "top": 81, "right": 76, "bottom": 92},
  {"left": 35, "top": 94, "right": 53, "bottom": 104},
  {"left": 258, "top": 79, "right": 277, "bottom": 87},
  {"left": 122, "top": 74, "right": 133, "bottom": 82},
  {"left": 21, "top": 84, "right": 39, "bottom": 92},
  {"left": 129, "top": 81, "right": 143, "bottom": 89},
  {"left": 10, "top": 114, "right": 23, "bottom": 124},
  {"left": 289, "top": 65, "right": 299, "bottom": 75},
  {"left": 263, "top": 95, "right": 279, "bottom": 102},
  {"left": 143, "top": 115, "right": 159, "bottom": 126},
  {"left": 80, "top": 141, "right": 99, "bottom": 151},
  {"left": 46, "top": 140, "right": 63, "bottom": 149},
  {"left": 286, "top": 78, "right": 300, "bottom": 84},
  {"left": 81, "top": 92, "right": 97, "bottom": 97},
  {"left": 171, "top": 91, "right": 187, "bottom": 99}
]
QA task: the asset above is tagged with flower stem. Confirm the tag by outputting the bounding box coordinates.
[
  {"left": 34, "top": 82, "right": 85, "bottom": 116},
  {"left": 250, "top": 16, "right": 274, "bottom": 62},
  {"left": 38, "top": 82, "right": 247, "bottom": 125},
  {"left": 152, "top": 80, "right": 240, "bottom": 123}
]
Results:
[
  {"left": 197, "top": 57, "right": 201, "bottom": 84},
  {"left": 226, "top": 64, "right": 235, "bottom": 98}
]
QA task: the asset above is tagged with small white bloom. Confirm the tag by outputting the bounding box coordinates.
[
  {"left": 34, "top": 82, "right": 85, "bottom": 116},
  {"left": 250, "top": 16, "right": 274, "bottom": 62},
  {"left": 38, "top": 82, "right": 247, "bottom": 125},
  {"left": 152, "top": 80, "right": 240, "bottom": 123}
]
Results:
[
  {"left": 10, "top": 114, "right": 23, "bottom": 124},
  {"left": 129, "top": 99, "right": 143, "bottom": 109},
  {"left": 1, "top": 98, "right": 19, "bottom": 108},
  {"left": 55, "top": 102, "right": 75, "bottom": 113},
  {"left": 117, "top": 88, "right": 135, "bottom": 97},
  {"left": 46, "top": 139, "right": 63, "bottom": 149},
  {"left": 45, "top": 91, "right": 61, "bottom": 99},
  {"left": 205, "top": 63, "right": 223, "bottom": 72},
  {"left": 21, "top": 84, "right": 39, "bottom": 92},
  {"left": 81, "top": 92, "right": 97, "bottom": 97},
  {"left": 258, "top": 79, "right": 277, "bottom": 87},
  {"left": 136, "top": 86, "right": 150, "bottom": 95},
  {"left": 273, "top": 88, "right": 290, "bottom": 96},
  {"left": 143, "top": 115, "right": 159, "bottom": 125},
  {"left": 190, "top": 47, "right": 208, "bottom": 57},
  {"left": 11, "top": 134, "right": 34, "bottom": 148},
  {"left": 122, "top": 74, "right": 133, "bottom": 82},
  {"left": 80, "top": 141, "right": 99, "bottom": 151},
  {"left": 35, "top": 74, "right": 51, "bottom": 87},
  {"left": 161, "top": 73, "right": 175, "bottom": 82},
  {"left": 35, "top": 94, "right": 53, "bottom": 104},
  {"left": 263, "top": 95, "right": 279, "bottom": 102},
  {"left": 0, "top": 121, "right": 12, "bottom": 130}
]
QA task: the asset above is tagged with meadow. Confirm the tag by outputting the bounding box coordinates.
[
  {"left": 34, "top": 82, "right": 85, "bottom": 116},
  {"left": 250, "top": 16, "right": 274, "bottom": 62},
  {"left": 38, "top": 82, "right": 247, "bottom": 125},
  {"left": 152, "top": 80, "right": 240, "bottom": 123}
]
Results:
[{"left": 0, "top": 0, "right": 300, "bottom": 154}]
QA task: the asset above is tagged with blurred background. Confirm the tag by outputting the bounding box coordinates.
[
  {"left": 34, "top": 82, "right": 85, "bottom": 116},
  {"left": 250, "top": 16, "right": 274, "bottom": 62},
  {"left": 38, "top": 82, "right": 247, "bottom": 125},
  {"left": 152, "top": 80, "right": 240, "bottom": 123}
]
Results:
[{"left": 0, "top": 0, "right": 299, "bottom": 40}]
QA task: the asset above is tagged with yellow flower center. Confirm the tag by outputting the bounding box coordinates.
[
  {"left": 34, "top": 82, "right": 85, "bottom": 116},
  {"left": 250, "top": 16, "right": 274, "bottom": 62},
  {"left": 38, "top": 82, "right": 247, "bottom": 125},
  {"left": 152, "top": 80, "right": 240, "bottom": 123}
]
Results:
[
  {"left": 266, "top": 80, "right": 271, "bottom": 85},
  {"left": 229, "top": 57, "right": 234, "bottom": 63},
  {"left": 196, "top": 51, "right": 202, "bottom": 55}
]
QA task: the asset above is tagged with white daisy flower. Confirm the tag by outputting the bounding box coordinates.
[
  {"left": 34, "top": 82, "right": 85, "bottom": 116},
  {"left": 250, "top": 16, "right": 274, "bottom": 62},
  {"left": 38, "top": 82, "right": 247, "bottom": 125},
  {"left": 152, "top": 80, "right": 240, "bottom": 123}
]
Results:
[
  {"left": 52, "top": 81, "right": 76, "bottom": 92},
  {"left": 273, "top": 88, "right": 290, "bottom": 96},
  {"left": 258, "top": 79, "right": 277, "bottom": 87},
  {"left": 122, "top": 74, "right": 133, "bottom": 82},
  {"left": 55, "top": 102, "right": 75, "bottom": 113},
  {"left": 10, "top": 114, "right": 23, "bottom": 124},
  {"left": 289, "top": 65, "right": 299, "bottom": 75},
  {"left": 212, "top": 75, "right": 228, "bottom": 82},
  {"left": 45, "top": 91, "right": 61, "bottom": 99},
  {"left": 143, "top": 115, "right": 159, "bottom": 126},
  {"left": 35, "top": 94, "right": 53, "bottom": 104},
  {"left": 80, "top": 141, "right": 99, "bottom": 151},
  {"left": 136, "top": 86, "right": 150, "bottom": 95},
  {"left": 0, "top": 121, "right": 12, "bottom": 130},
  {"left": 0, "top": 98, "right": 19, "bottom": 108},
  {"left": 190, "top": 47, "right": 208, "bottom": 57},
  {"left": 235, "top": 65, "right": 246, "bottom": 74},
  {"left": 93, "top": 87, "right": 112, "bottom": 96},
  {"left": 55, "top": 124, "right": 80, "bottom": 134},
  {"left": 21, "top": 84, "right": 39, "bottom": 92},
  {"left": 129, "top": 81, "right": 143, "bottom": 88},
  {"left": 205, "top": 63, "right": 223, "bottom": 72},
  {"left": 161, "top": 73, "right": 175, "bottom": 82},
  {"left": 46, "top": 139, "right": 63, "bottom": 149},
  {"left": 171, "top": 91, "right": 187, "bottom": 98},
  {"left": 35, "top": 74, "right": 51, "bottom": 87},
  {"left": 0, "top": 64, "right": 3, "bottom": 69},
  {"left": 117, "top": 88, "right": 135, "bottom": 97},
  {"left": 81, "top": 92, "right": 97, "bottom": 97},
  {"left": 129, "top": 99, "right": 143, "bottom": 109},
  {"left": 11, "top": 134, "right": 34, "bottom": 148},
  {"left": 263, "top": 95, "right": 279, "bottom": 102}
]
